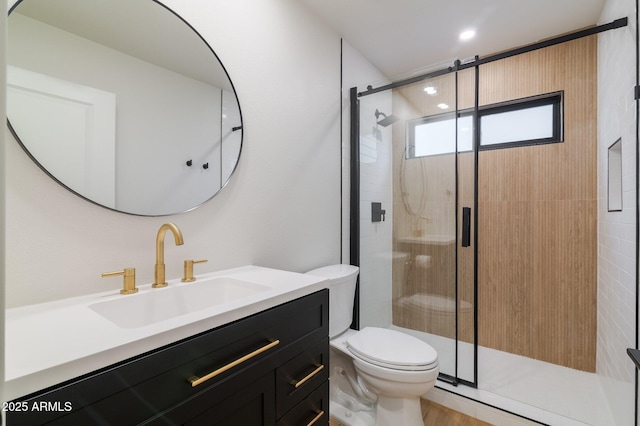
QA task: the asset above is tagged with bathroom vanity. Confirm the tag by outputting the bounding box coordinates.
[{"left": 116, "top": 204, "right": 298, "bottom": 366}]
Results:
[{"left": 5, "top": 267, "right": 329, "bottom": 425}]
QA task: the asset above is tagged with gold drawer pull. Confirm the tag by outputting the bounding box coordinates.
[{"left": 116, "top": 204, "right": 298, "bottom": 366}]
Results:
[
  {"left": 307, "top": 410, "right": 325, "bottom": 426},
  {"left": 291, "top": 364, "right": 325, "bottom": 388},
  {"left": 188, "top": 339, "right": 280, "bottom": 387}
]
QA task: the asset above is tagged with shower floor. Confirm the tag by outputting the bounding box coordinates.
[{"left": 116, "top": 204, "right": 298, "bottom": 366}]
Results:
[{"left": 390, "top": 326, "right": 617, "bottom": 425}]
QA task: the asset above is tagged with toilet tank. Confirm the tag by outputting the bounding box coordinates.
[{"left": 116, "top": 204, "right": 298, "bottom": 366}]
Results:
[{"left": 306, "top": 264, "right": 359, "bottom": 338}]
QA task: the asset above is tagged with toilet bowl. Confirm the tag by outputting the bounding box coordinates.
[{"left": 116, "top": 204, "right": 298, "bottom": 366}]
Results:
[{"left": 306, "top": 265, "right": 439, "bottom": 426}]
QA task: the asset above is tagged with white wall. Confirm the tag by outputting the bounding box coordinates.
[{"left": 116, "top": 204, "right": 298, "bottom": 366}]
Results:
[
  {"left": 597, "top": 0, "right": 637, "bottom": 424},
  {"left": 5, "top": 0, "right": 342, "bottom": 308}
]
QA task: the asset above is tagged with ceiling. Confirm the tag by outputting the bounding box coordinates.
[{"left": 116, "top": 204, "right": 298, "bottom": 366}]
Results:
[
  {"left": 12, "top": 0, "right": 609, "bottom": 89},
  {"left": 299, "top": 0, "right": 607, "bottom": 80}
]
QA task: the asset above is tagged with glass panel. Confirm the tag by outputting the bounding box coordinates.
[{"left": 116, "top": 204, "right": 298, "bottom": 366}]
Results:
[
  {"left": 456, "top": 67, "right": 476, "bottom": 384},
  {"left": 395, "top": 77, "right": 458, "bottom": 379},
  {"left": 357, "top": 90, "right": 395, "bottom": 333},
  {"left": 357, "top": 72, "right": 463, "bottom": 381}
]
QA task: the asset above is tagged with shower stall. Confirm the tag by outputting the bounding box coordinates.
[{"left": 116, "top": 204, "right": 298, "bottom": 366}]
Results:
[{"left": 349, "top": 19, "right": 631, "bottom": 425}]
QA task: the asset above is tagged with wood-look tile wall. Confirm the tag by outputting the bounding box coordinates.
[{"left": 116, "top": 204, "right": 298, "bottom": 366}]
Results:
[
  {"left": 477, "top": 37, "right": 597, "bottom": 372},
  {"left": 390, "top": 36, "right": 597, "bottom": 372}
]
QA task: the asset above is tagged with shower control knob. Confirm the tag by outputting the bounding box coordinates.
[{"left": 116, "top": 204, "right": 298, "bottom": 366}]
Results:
[{"left": 371, "top": 202, "right": 386, "bottom": 222}]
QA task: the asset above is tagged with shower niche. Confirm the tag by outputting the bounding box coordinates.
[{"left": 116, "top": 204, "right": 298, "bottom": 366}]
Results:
[{"left": 608, "top": 138, "right": 622, "bottom": 212}]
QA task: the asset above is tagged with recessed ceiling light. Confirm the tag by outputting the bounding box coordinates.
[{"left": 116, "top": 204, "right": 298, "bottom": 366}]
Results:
[
  {"left": 437, "top": 103, "right": 449, "bottom": 109},
  {"left": 460, "top": 29, "right": 476, "bottom": 41},
  {"left": 423, "top": 86, "right": 437, "bottom": 95}
]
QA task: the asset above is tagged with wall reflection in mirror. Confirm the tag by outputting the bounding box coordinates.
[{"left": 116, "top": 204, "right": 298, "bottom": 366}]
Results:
[{"left": 7, "top": 0, "right": 243, "bottom": 216}]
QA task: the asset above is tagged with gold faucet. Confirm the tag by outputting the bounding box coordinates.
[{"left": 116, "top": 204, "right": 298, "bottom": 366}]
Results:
[
  {"left": 413, "top": 215, "right": 432, "bottom": 237},
  {"left": 153, "top": 223, "right": 184, "bottom": 288},
  {"left": 102, "top": 268, "right": 138, "bottom": 295},
  {"left": 182, "top": 259, "right": 208, "bottom": 282}
]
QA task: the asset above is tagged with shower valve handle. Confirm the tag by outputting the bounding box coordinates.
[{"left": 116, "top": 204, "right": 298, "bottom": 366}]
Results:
[{"left": 372, "top": 202, "right": 386, "bottom": 222}]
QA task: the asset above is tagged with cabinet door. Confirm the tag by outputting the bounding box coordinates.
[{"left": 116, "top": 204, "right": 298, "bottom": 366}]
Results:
[
  {"left": 275, "top": 338, "right": 329, "bottom": 417},
  {"left": 277, "top": 381, "right": 328, "bottom": 426},
  {"left": 184, "top": 373, "right": 275, "bottom": 426}
]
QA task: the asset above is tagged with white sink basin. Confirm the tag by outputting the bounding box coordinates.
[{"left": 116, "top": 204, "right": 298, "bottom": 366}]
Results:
[{"left": 89, "top": 277, "right": 272, "bottom": 329}]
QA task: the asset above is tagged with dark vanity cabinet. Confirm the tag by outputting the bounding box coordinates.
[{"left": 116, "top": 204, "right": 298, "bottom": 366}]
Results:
[{"left": 7, "top": 290, "right": 329, "bottom": 426}]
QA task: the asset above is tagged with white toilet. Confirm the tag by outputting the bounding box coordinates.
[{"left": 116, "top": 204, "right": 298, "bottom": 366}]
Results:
[{"left": 306, "top": 264, "right": 439, "bottom": 426}]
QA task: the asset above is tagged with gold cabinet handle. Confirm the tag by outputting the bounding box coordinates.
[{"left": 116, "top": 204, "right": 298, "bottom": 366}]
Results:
[
  {"left": 188, "top": 339, "right": 280, "bottom": 387},
  {"left": 291, "top": 364, "right": 324, "bottom": 388},
  {"left": 307, "top": 410, "right": 325, "bottom": 426}
]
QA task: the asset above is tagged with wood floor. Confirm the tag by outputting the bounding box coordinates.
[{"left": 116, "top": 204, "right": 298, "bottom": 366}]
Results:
[
  {"left": 329, "top": 399, "right": 492, "bottom": 426},
  {"left": 421, "top": 399, "right": 492, "bottom": 426}
]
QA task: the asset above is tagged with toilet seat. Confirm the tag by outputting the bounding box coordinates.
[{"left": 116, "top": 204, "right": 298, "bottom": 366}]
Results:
[{"left": 347, "top": 327, "right": 438, "bottom": 371}]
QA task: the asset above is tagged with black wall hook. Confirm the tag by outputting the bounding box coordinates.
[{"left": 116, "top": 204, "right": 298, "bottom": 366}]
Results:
[
  {"left": 202, "top": 163, "right": 209, "bottom": 170},
  {"left": 186, "top": 160, "right": 193, "bottom": 167}
]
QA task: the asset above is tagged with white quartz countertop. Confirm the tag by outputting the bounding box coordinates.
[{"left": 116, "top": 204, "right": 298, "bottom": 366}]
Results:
[{"left": 4, "top": 265, "right": 328, "bottom": 400}]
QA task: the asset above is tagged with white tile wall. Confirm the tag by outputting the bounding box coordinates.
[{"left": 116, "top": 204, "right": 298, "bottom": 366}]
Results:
[
  {"left": 341, "top": 41, "right": 389, "bottom": 264},
  {"left": 597, "top": 0, "right": 637, "bottom": 424}
]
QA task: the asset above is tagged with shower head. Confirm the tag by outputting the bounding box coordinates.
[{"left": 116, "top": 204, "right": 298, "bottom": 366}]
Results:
[{"left": 375, "top": 109, "right": 399, "bottom": 127}]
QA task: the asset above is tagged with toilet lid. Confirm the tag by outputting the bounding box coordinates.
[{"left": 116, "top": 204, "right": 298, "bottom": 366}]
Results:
[{"left": 347, "top": 327, "right": 438, "bottom": 371}]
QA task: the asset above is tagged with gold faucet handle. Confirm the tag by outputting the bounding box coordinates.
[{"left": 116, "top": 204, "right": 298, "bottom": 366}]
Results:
[
  {"left": 102, "top": 268, "right": 138, "bottom": 295},
  {"left": 182, "top": 259, "right": 208, "bottom": 282}
]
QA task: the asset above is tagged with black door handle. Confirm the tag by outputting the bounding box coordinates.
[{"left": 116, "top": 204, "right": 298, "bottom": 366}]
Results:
[{"left": 462, "top": 207, "right": 471, "bottom": 247}]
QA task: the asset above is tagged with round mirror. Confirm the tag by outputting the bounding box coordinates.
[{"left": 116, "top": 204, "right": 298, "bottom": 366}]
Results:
[{"left": 7, "top": 0, "right": 243, "bottom": 216}]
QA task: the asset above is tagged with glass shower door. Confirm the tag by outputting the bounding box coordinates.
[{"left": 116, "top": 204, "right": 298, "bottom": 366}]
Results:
[
  {"left": 455, "top": 67, "right": 476, "bottom": 384},
  {"left": 354, "top": 68, "right": 476, "bottom": 384}
]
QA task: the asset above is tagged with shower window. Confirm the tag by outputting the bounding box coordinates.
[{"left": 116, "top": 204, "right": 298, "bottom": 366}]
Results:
[
  {"left": 406, "top": 91, "right": 562, "bottom": 158},
  {"left": 479, "top": 91, "right": 563, "bottom": 149},
  {"left": 406, "top": 112, "right": 473, "bottom": 158}
]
